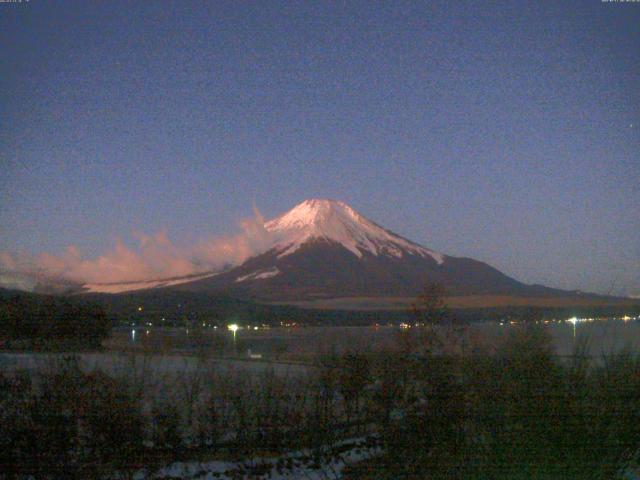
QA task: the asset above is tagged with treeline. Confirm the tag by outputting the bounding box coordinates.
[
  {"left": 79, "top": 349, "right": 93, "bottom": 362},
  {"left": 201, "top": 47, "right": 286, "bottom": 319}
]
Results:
[
  {"left": 2, "top": 287, "right": 638, "bottom": 330},
  {"left": 79, "top": 289, "right": 407, "bottom": 327},
  {"left": 79, "top": 289, "right": 640, "bottom": 327},
  {"left": 0, "top": 293, "right": 111, "bottom": 349}
]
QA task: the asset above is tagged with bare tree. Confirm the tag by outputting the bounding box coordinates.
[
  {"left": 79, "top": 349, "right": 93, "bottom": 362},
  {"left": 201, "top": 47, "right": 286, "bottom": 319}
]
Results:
[{"left": 408, "top": 282, "right": 468, "bottom": 356}]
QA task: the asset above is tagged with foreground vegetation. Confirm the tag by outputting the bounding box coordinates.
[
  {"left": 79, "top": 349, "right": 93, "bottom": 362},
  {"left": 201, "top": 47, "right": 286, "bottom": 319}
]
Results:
[
  {"left": 1, "top": 322, "right": 639, "bottom": 479},
  {"left": 365, "top": 326, "right": 640, "bottom": 479}
]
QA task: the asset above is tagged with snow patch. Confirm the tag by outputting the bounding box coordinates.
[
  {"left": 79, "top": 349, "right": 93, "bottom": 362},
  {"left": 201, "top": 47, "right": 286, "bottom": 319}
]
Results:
[
  {"left": 130, "top": 436, "right": 382, "bottom": 480},
  {"left": 235, "top": 267, "right": 281, "bottom": 283},
  {"left": 82, "top": 272, "right": 219, "bottom": 294}
]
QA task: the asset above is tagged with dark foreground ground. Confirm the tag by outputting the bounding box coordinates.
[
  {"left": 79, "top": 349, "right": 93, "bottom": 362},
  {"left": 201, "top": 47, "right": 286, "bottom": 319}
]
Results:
[{"left": 2, "top": 322, "right": 640, "bottom": 479}]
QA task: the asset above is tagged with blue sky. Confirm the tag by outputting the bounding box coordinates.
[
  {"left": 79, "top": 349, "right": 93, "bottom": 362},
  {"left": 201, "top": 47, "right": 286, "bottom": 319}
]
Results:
[{"left": 1, "top": 1, "right": 638, "bottom": 295}]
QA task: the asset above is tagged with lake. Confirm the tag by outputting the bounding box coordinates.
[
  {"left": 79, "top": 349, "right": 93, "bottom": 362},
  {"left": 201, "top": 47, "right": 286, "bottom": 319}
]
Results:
[{"left": 105, "top": 316, "right": 640, "bottom": 360}]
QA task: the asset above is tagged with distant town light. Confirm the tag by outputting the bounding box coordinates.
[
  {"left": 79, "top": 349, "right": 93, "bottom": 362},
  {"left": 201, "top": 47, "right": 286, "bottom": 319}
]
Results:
[{"left": 137, "top": 306, "right": 143, "bottom": 312}]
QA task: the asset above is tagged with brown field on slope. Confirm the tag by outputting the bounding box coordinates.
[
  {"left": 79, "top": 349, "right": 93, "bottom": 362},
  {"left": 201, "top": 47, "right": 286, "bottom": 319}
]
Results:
[{"left": 270, "top": 295, "right": 639, "bottom": 311}]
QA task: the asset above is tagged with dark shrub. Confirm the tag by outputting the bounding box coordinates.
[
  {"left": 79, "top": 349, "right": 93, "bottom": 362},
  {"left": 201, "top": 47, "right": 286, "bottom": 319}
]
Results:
[
  {"left": 0, "top": 294, "right": 111, "bottom": 350},
  {"left": 0, "top": 358, "right": 145, "bottom": 480}
]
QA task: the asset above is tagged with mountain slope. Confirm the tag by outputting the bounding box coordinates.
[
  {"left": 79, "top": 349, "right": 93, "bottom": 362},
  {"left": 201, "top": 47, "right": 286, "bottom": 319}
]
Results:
[{"left": 172, "top": 199, "right": 567, "bottom": 300}]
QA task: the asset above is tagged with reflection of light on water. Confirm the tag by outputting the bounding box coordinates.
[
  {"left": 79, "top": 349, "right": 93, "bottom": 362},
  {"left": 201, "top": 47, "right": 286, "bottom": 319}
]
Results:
[
  {"left": 566, "top": 317, "right": 601, "bottom": 340},
  {"left": 567, "top": 317, "right": 583, "bottom": 339},
  {"left": 131, "top": 329, "right": 136, "bottom": 343}
]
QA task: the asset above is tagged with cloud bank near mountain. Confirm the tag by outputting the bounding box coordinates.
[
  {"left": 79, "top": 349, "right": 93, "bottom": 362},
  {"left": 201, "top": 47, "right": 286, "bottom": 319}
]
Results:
[{"left": 0, "top": 208, "right": 273, "bottom": 291}]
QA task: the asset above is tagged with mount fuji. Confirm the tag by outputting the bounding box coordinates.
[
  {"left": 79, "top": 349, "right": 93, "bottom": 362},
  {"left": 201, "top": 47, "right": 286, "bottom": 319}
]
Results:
[{"left": 168, "top": 199, "right": 566, "bottom": 301}]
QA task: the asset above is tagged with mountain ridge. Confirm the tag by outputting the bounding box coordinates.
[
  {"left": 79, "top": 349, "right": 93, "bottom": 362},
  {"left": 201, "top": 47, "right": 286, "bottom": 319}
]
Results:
[
  {"left": 24, "top": 198, "right": 630, "bottom": 307},
  {"left": 165, "top": 200, "right": 577, "bottom": 301}
]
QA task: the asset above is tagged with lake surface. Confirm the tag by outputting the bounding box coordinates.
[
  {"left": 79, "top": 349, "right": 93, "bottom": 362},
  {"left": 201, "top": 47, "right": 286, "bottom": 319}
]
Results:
[
  {"left": 1, "top": 318, "right": 639, "bottom": 384},
  {"left": 107, "top": 316, "right": 640, "bottom": 360},
  {"left": 487, "top": 318, "right": 640, "bottom": 357}
]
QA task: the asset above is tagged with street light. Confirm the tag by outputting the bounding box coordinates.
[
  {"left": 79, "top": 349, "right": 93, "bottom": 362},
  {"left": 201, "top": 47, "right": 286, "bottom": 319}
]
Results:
[
  {"left": 568, "top": 317, "right": 578, "bottom": 340},
  {"left": 228, "top": 323, "right": 239, "bottom": 343}
]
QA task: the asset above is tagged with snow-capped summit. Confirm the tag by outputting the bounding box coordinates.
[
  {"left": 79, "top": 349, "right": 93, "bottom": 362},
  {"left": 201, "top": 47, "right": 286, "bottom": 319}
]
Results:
[{"left": 265, "top": 199, "right": 444, "bottom": 263}]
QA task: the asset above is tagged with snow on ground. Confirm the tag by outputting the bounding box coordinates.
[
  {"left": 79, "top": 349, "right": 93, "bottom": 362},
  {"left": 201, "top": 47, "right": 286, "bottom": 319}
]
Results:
[{"left": 132, "top": 436, "right": 382, "bottom": 480}]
